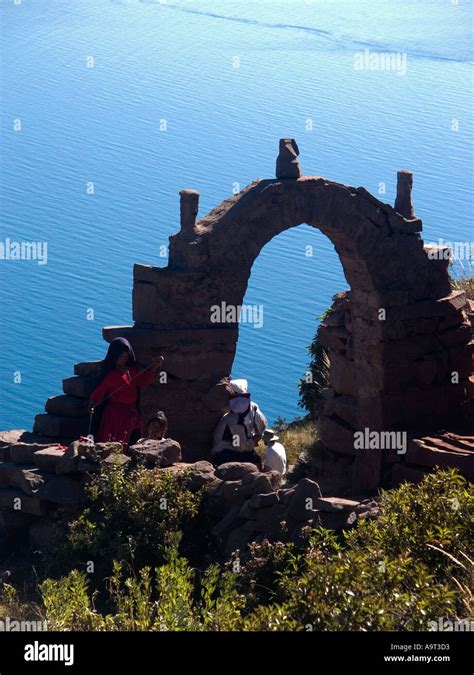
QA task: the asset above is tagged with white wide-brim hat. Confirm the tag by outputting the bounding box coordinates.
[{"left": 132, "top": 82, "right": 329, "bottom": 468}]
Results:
[
  {"left": 229, "top": 378, "right": 249, "bottom": 395},
  {"left": 263, "top": 429, "right": 279, "bottom": 443}
]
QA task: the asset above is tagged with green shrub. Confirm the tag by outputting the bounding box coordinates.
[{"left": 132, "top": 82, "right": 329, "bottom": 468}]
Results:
[
  {"left": 40, "top": 542, "right": 245, "bottom": 632},
  {"left": 15, "top": 469, "right": 474, "bottom": 631},
  {"left": 230, "top": 539, "right": 304, "bottom": 611},
  {"left": 54, "top": 465, "right": 206, "bottom": 581},
  {"left": 298, "top": 328, "right": 330, "bottom": 418},
  {"left": 39, "top": 570, "right": 105, "bottom": 631},
  {"left": 242, "top": 470, "right": 473, "bottom": 630}
]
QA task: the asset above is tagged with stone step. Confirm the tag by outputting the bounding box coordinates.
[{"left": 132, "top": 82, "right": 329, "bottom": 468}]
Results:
[
  {"left": 421, "top": 434, "right": 474, "bottom": 454},
  {"left": 313, "top": 497, "right": 362, "bottom": 512},
  {"left": 406, "top": 438, "right": 474, "bottom": 480},
  {"left": 33, "top": 414, "right": 89, "bottom": 440},
  {"left": 0, "top": 463, "right": 48, "bottom": 495},
  {"left": 45, "top": 395, "right": 90, "bottom": 417},
  {"left": 63, "top": 376, "right": 99, "bottom": 399},
  {"left": 443, "top": 431, "right": 474, "bottom": 445},
  {"left": 8, "top": 443, "right": 60, "bottom": 465},
  {"left": 33, "top": 447, "right": 67, "bottom": 472},
  {"left": 36, "top": 476, "right": 86, "bottom": 506},
  {"left": 74, "top": 360, "right": 103, "bottom": 377}
]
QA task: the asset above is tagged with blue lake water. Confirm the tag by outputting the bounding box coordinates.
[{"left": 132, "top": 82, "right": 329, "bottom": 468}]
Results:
[{"left": 1, "top": 0, "right": 473, "bottom": 429}]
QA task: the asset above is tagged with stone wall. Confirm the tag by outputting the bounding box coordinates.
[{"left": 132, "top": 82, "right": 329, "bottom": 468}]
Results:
[
  {"left": 0, "top": 432, "right": 378, "bottom": 559},
  {"left": 317, "top": 291, "right": 474, "bottom": 489},
  {"left": 16, "top": 140, "right": 474, "bottom": 494},
  {"left": 0, "top": 433, "right": 471, "bottom": 558}
]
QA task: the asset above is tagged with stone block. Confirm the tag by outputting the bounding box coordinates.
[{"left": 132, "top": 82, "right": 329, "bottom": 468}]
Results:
[
  {"left": 234, "top": 474, "right": 274, "bottom": 501},
  {"left": 132, "top": 283, "right": 156, "bottom": 324},
  {"left": 324, "top": 395, "right": 358, "bottom": 428},
  {"left": 328, "top": 355, "right": 357, "bottom": 397},
  {"left": 0, "top": 463, "right": 47, "bottom": 495},
  {"left": 73, "top": 361, "right": 103, "bottom": 377},
  {"left": 406, "top": 439, "right": 473, "bottom": 480},
  {"left": 318, "top": 415, "right": 356, "bottom": 456},
  {"left": 287, "top": 479, "right": 322, "bottom": 522},
  {"left": 33, "top": 414, "right": 89, "bottom": 439},
  {"left": 223, "top": 522, "right": 256, "bottom": 558},
  {"left": 249, "top": 491, "right": 280, "bottom": 509},
  {"left": 56, "top": 442, "right": 83, "bottom": 475},
  {"left": 318, "top": 325, "right": 349, "bottom": 351},
  {"left": 277, "top": 488, "right": 296, "bottom": 505},
  {"left": 212, "top": 505, "right": 242, "bottom": 537},
  {"left": 184, "top": 461, "right": 216, "bottom": 490},
  {"left": 78, "top": 442, "right": 121, "bottom": 462},
  {"left": 416, "top": 359, "right": 439, "bottom": 387},
  {"left": 45, "top": 395, "right": 90, "bottom": 418},
  {"left": 437, "top": 323, "right": 472, "bottom": 348},
  {"left": 215, "top": 462, "right": 259, "bottom": 482},
  {"left": 0, "top": 488, "right": 47, "bottom": 516},
  {"left": 129, "top": 439, "right": 182, "bottom": 467},
  {"left": 8, "top": 443, "right": 57, "bottom": 465},
  {"left": 386, "top": 291, "right": 467, "bottom": 322},
  {"left": 253, "top": 503, "right": 288, "bottom": 535},
  {"left": 33, "top": 447, "right": 67, "bottom": 472},
  {"left": 63, "top": 376, "right": 99, "bottom": 399},
  {"left": 103, "top": 454, "right": 131, "bottom": 468},
  {"left": 313, "top": 497, "right": 361, "bottom": 512},
  {"left": 37, "top": 477, "right": 86, "bottom": 506}
]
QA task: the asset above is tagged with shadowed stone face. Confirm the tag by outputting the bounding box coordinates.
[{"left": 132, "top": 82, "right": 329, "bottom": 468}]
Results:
[
  {"left": 394, "top": 170, "right": 416, "bottom": 219},
  {"left": 179, "top": 189, "right": 200, "bottom": 231},
  {"left": 276, "top": 138, "right": 302, "bottom": 179}
]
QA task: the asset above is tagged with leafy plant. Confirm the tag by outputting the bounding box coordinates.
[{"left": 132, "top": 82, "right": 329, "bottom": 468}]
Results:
[
  {"left": 52, "top": 464, "right": 206, "bottom": 583},
  {"left": 11, "top": 469, "right": 474, "bottom": 632}
]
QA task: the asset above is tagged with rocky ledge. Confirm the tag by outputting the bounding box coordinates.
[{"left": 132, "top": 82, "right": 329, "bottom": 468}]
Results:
[{"left": 0, "top": 431, "right": 378, "bottom": 559}]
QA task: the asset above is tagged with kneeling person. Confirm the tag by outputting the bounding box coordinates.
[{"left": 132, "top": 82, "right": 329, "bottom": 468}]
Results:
[
  {"left": 263, "top": 429, "right": 287, "bottom": 475},
  {"left": 212, "top": 379, "right": 267, "bottom": 469}
]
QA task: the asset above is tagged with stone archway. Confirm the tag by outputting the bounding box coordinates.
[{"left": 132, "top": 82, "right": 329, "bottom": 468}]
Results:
[{"left": 33, "top": 141, "right": 473, "bottom": 495}]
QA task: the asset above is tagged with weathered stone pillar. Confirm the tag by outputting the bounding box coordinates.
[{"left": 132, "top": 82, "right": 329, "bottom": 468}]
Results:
[
  {"left": 276, "top": 138, "right": 302, "bottom": 179},
  {"left": 179, "top": 189, "right": 200, "bottom": 232},
  {"left": 394, "top": 170, "right": 416, "bottom": 219}
]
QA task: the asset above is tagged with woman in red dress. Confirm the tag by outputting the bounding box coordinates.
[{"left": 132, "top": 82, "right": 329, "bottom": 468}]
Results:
[{"left": 89, "top": 337, "right": 164, "bottom": 447}]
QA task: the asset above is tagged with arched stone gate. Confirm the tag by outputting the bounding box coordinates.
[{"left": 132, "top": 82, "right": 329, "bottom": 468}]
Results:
[{"left": 33, "top": 142, "right": 473, "bottom": 494}]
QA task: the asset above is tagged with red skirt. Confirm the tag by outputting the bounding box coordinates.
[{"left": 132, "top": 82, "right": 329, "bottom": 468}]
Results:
[{"left": 96, "top": 402, "right": 142, "bottom": 446}]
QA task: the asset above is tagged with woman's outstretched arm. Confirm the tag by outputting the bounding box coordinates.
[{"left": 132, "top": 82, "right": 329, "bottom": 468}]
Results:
[{"left": 136, "top": 356, "right": 164, "bottom": 387}]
